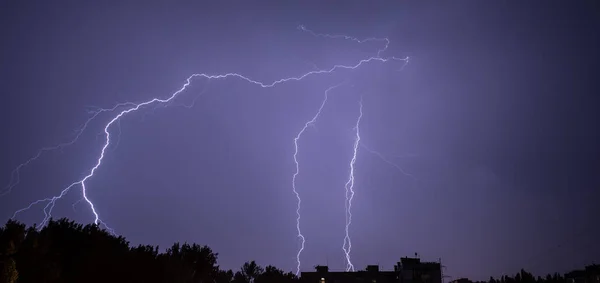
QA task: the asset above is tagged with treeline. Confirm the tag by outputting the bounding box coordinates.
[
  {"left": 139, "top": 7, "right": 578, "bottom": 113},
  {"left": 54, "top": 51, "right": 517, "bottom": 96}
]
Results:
[
  {"left": 0, "top": 218, "right": 592, "bottom": 283},
  {"left": 0, "top": 218, "right": 297, "bottom": 283},
  {"left": 472, "top": 270, "right": 569, "bottom": 283}
]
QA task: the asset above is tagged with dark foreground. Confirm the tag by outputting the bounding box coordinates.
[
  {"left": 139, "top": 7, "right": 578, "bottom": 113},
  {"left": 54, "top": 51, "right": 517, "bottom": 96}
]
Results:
[{"left": 0, "top": 218, "right": 597, "bottom": 283}]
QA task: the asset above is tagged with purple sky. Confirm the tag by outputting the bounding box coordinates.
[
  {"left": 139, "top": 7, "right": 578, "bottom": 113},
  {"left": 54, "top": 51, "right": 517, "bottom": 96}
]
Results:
[{"left": 1, "top": 1, "right": 599, "bottom": 281}]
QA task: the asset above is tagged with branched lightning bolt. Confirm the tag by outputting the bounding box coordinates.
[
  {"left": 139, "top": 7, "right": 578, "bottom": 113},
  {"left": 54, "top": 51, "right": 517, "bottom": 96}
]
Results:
[
  {"left": 292, "top": 83, "right": 344, "bottom": 275},
  {"left": 300, "top": 25, "right": 398, "bottom": 271},
  {"left": 1, "top": 102, "right": 135, "bottom": 197},
  {"left": 343, "top": 97, "right": 363, "bottom": 272},
  {"left": 6, "top": 25, "right": 408, "bottom": 272}
]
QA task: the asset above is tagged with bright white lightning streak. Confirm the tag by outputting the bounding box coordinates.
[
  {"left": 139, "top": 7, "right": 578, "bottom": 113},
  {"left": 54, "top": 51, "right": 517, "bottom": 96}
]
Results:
[
  {"left": 343, "top": 97, "right": 363, "bottom": 272},
  {"left": 298, "top": 26, "right": 409, "bottom": 270},
  {"left": 1, "top": 102, "right": 135, "bottom": 197},
  {"left": 7, "top": 25, "right": 408, "bottom": 272},
  {"left": 292, "top": 83, "right": 344, "bottom": 275}
]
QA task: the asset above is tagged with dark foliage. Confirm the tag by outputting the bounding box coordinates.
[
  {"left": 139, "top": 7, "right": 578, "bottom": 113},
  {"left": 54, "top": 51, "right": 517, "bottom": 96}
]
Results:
[
  {"left": 0, "top": 218, "right": 594, "bottom": 283},
  {"left": 474, "top": 270, "right": 566, "bottom": 283},
  {"left": 0, "top": 218, "right": 298, "bottom": 283}
]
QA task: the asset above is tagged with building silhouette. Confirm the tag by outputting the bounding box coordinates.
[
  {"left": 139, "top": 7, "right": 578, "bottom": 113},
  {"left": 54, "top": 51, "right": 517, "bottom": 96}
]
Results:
[
  {"left": 565, "top": 265, "right": 600, "bottom": 283},
  {"left": 300, "top": 255, "right": 442, "bottom": 283}
]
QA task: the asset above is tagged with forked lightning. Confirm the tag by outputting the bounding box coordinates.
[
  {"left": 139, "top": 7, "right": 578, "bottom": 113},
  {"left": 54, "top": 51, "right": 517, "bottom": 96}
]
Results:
[{"left": 4, "top": 25, "right": 410, "bottom": 274}]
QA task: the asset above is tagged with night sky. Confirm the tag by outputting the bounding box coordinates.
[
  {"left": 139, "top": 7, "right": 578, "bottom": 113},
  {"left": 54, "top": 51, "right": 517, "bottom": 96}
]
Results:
[{"left": 1, "top": 1, "right": 599, "bottom": 281}]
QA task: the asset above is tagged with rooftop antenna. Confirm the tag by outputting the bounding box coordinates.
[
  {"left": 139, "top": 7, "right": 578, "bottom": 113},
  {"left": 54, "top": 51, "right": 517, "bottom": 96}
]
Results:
[
  {"left": 440, "top": 258, "right": 444, "bottom": 283},
  {"left": 441, "top": 258, "right": 451, "bottom": 283}
]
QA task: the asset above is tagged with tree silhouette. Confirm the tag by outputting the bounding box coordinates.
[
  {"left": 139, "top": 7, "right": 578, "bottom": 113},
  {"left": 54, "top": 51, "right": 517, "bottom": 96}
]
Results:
[
  {"left": 238, "top": 260, "right": 264, "bottom": 283},
  {"left": 256, "top": 265, "right": 298, "bottom": 283},
  {"left": 0, "top": 218, "right": 593, "bottom": 283}
]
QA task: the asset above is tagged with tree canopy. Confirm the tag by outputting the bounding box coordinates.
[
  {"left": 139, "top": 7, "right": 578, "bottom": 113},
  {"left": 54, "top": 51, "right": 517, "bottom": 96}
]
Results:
[
  {"left": 0, "top": 218, "right": 592, "bottom": 283},
  {"left": 0, "top": 218, "right": 298, "bottom": 283}
]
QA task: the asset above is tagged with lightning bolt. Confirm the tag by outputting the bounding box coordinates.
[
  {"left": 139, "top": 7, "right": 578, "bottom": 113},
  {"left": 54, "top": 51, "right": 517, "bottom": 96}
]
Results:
[
  {"left": 360, "top": 143, "right": 415, "bottom": 178},
  {"left": 298, "top": 25, "right": 391, "bottom": 58},
  {"left": 1, "top": 102, "right": 135, "bottom": 197},
  {"left": 292, "top": 83, "right": 345, "bottom": 275},
  {"left": 298, "top": 26, "right": 411, "bottom": 271},
  {"left": 6, "top": 25, "right": 409, "bottom": 272},
  {"left": 343, "top": 97, "right": 363, "bottom": 272}
]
